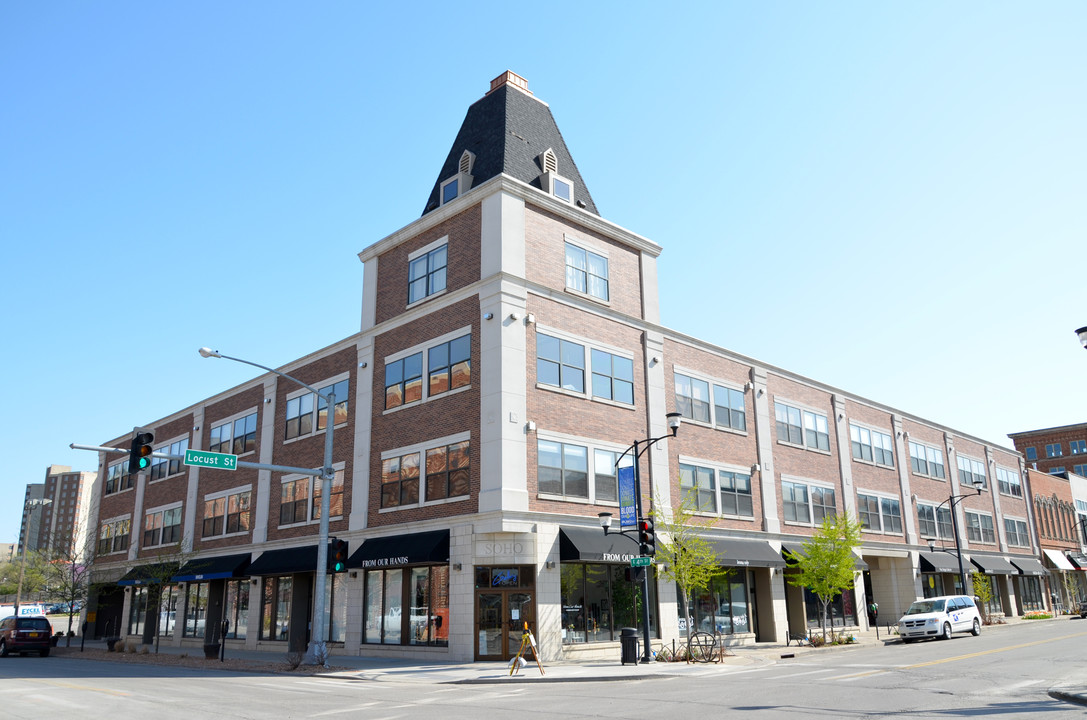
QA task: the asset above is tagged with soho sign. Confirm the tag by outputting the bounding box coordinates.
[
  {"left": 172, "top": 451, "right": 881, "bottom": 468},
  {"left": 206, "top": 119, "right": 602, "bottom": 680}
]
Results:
[{"left": 481, "top": 541, "right": 526, "bottom": 556}]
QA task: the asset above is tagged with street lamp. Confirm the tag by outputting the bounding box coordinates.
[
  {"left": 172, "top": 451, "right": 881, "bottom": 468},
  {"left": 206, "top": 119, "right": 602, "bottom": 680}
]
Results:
[
  {"left": 598, "top": 411, "right": 681, "bottom": 664},
  {"left": 925, "top": 476, "right": 985, "bottom": 594},
  {"left": 199, "top": 347, "right": 337, "bottom": 665},
  {"left": 15, "top": 498, "right": 52, "bottom": 614},
  {"left": 1076, "top": 326, "right": 1087, "bottom": 350}
]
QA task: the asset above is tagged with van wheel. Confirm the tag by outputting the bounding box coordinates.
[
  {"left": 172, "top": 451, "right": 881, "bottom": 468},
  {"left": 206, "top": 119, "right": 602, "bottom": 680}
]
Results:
[
  {"left": 0, "top": 639, "right": 7, "bottom": 657},
  {"left": 941, "top": 622, "right": 953, "bottom": 640},
  {"left": 971, "top": 618, "right": 981, "bottom": 636}
]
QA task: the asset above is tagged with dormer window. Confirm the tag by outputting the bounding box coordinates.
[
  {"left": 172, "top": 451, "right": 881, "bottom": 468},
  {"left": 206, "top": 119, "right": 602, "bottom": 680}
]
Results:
[
  {"left": 442, "top": 178, "right": 459, "bottom": 204},
  {"left": 440, "top": 150, "right": 475, "bottom": 206},
  {"left": 539, "top": 148, "right": 574, "bottom": 204},
  {"left": 553, "top": 178, "right": 571, "bottom": 202}
]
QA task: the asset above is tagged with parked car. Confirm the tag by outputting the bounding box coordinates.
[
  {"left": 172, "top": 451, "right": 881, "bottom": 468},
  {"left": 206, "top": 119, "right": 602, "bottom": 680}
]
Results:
[
  {"left": 0, "top": 615, "right": 53, "bottom": 657},
  {"left": 898, "top": 595, "right": 981, "bottom": 643},
  {"left": 1078, "top": 600, "right": 1087, "bottom": 619}
]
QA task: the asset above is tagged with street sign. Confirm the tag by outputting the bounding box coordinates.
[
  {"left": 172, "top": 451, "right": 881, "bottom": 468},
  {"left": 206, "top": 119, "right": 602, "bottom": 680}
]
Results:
[
  {"left": 184, "top": 448, "right": 238, "bottom": 471},
  {"left": 629, "top": 556, "right": 653, "bottom": 567}
]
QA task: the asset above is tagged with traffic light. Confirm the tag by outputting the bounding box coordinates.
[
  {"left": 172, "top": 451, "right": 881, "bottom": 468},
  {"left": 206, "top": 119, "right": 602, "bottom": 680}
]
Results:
[
  {"left": 129, "top": 428, "right": 155, "bottom": 473},
  {"left": 638, "top": 518, "right": 655, "bottom": 556},
  {"left": 329, "top": 539, "right": 349, "bottom": 573}
]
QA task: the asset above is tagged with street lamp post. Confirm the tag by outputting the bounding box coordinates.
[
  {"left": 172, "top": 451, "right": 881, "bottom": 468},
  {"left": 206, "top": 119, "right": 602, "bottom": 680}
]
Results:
[
  {"left": 925, "top": 476, "right": 985, "bottom": 594},
  {"left": 199, "top": 347, "right": 336, "bottom": 665},
  {"left": 597, "top": 412, "right": 681, "bottom": 664},
  {"left": 15, "top": 498, "right": 52, "bottom": 615}
]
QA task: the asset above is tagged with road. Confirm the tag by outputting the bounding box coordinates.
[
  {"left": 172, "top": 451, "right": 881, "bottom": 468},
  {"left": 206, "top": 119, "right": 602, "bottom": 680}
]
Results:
[{"left": 2, "top": 619, "right": 1085, "bottom": 719}]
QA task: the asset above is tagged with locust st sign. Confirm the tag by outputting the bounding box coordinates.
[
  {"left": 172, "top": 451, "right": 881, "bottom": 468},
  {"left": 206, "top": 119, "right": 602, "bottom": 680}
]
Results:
[{"left": 184, "top": 448, "right": 238, "bottom": 471}]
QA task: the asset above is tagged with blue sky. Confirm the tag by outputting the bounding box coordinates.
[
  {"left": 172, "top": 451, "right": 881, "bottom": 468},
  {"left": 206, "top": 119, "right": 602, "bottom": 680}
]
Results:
[{"left": 2, "top": 2, "right": 1085, "bottom": 542}]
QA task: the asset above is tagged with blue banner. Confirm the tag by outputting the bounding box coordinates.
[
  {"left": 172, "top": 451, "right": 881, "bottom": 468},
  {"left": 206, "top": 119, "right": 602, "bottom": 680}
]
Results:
[{"left": 618, "top": 465, "right": 636, "bottom": 529}]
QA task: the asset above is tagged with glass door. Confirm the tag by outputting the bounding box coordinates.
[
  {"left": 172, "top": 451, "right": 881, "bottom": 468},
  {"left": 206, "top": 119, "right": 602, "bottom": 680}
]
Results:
[
  {"left": 477, "top": 593, "right": 504, "bottom": 659},
  {"left": 474, "top": 565, "right": 536, "bottom": 660}
]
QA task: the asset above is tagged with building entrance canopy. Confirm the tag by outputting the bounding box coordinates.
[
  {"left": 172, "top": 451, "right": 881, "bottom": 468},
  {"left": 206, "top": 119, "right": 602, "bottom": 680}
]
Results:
[
  {"left": 969, "top": 553, "right": 1018, "bottom": 575},
  {"left": 349, "top": 529, "right": 449, "bottom": 568},
  {"left": 1008, "top": 556, "right": 1047, "bottom": 576},
  {"left": 559, "top": 526, "right": 639, "bottom": 563},
  {"left": 919, "top": 550, "right": 961, "bottom": 574},
  {"left": 172, "top": 553, "right": 251, "bottom": 582}
]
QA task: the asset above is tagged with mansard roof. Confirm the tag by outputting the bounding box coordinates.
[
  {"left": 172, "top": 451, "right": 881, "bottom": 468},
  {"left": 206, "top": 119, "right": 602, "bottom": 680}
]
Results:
[{"left": 421, "top": 72, "right": 599, "bottom": 216}]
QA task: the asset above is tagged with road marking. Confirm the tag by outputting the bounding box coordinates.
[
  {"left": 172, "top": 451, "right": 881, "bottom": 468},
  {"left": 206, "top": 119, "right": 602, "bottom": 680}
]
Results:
[
  {"left": 26, "top": 678, "right": 131, "bottom": 697},
  {"left": 826, "top": 630, "right": 1087, "bottom": 681}
]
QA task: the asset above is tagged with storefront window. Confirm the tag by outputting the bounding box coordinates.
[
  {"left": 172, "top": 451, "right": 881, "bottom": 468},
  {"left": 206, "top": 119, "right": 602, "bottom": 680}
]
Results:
[
  {"left": 321, "top": 573, "right": 347, "bottom": 643},
  {"left": 184, "top": 582, "right": 209, "bottom": 638},
  {"left": 677, "top": 574, "right": 750, "bottom": 637},
  {"left": 560, "top": 563, "right": 657, "bottom": 644},
  {"left": 1019, "top": 576, "right": 1044, "bottom": 612},
  {"left": 128, "top": 586, "right": 148, "bottom": 636},
  {"left": 803, "top": 586, "right": 856, "bottom": 628},
  {"left": 158, "top": 585, "right": 180, "bottom": 636},
  {"left": 365, "top": 565, "right": 449, "bottom": 646},
  {"left": 224, "top": 579, "right": 248, "bottom": 639},
  {"left": 260, "top": 576, "right": 292, "bottom": 641},
  {"left": 409, "top": 566, "right": 450, "bottom": 646}
]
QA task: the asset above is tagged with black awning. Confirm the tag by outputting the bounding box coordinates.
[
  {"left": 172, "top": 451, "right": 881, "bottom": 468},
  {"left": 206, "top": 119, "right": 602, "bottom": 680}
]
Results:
[
  {"left": 1008, "top": 556, "right": 1047, "bottom": 576},
  {"left": 919, "top": 550, "right": 962, "bottom": 574},
  {"left": 969, "top": 553, "right": 1018, "bottom": 575},
  {"left": 118, "top": 561, "right": 181, "bottom": 586},
  {"left": 172, "top": 553, "right": 252, "bottom": 582},
  {"left": 1068, "top": 552, "right": 1087, "bottom": 570},
  {"left": 710, "top": 538, "right": 786, "bottom": 568},
  {"left": 350, "top": 529, "right": 449, "bottom": 569},
  {"left": 247, "top": 545, "right": 319, "bottom": 576},
  {"left": 559, "top": 526, "right": 640, "bottom": 563},
  {"left": 781, "top": 543, "right": 868, "bottom": 570}
]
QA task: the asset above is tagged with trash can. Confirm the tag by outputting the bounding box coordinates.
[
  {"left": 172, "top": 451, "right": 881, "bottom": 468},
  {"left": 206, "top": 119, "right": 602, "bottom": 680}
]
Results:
[{"left": 620, "top": 627, "right": 640, "bottom": 665}]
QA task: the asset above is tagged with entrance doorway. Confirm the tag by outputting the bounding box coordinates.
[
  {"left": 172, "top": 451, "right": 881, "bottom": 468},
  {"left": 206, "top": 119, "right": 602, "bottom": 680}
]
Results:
[{"left": 475, "top": 566, "right": 535, "bottom": 660}]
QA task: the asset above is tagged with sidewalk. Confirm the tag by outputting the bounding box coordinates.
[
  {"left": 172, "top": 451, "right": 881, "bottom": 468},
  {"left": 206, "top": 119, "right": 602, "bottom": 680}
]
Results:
[{"left": 65, "top": 620, "right": 1086, "bottom": 705}]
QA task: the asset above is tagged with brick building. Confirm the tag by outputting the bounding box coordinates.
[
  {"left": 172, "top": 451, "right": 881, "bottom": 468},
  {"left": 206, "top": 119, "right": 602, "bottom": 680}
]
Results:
[
  {"left": 85, "top": 72, "right": 1049, "bottom": 662},
  {"left": 1008, "top": 422, "right": 1087, "bottom": 477},
  {"left": 1024, "top": 468, "right": 1087, "bottom": 610}
]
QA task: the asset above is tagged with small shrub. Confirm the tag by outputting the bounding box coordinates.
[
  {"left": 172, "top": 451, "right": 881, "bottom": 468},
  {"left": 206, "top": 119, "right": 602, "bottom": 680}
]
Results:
[
  {"left": 286, "top": 650, "right": 304, "bottom": 670},
  {"left": 1023, "top": 611, "right": 1052, "bottom": 620},
  {"left": 125, "top": 641, "right": 137, "bottom": 653},
  {"left": 810, "top": 635, "right": 826, "bottom": 647},
  {"left": 137, "top": 645, "right": 149, "bottom": 655}
]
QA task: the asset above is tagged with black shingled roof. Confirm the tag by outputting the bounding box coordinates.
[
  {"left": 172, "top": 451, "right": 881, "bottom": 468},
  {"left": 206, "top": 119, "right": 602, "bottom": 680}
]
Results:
[{"left": 422, "top": 78, "right": 598, "bottom": 216}]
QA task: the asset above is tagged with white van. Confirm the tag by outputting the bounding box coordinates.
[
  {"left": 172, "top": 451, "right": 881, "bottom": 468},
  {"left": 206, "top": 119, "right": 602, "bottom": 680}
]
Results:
[
  {"left": 0, "top": 603, "right": 46, "bottom": 619},
  {"left": 898, "top": 595, "right": 981, "bottom": 643}
]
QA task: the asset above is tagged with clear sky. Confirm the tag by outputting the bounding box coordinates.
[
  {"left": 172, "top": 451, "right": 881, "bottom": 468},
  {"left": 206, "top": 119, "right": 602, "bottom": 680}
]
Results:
[{"left": 2, "top": 2, "right": 1085, "bottom": 542}]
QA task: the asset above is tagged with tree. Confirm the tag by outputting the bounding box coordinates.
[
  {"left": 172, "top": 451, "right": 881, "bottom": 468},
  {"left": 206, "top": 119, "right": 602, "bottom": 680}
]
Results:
[
  {"left": 970, "top": 571, "right": 993, "bottom": 624},
  {"left": 652, "top": 492, "right": 727, "bottom": 637},
  {"left": 784, "top": 513, "right": 863, "bottom": 642},
  {"left": 38, "top": 519, "right": 100, "bottom": 643}
]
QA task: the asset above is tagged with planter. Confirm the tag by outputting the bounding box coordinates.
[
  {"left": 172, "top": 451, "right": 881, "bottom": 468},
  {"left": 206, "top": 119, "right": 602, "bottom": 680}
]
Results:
[{"left": 203, "top": 643, "right": 220, "bottom": 660}]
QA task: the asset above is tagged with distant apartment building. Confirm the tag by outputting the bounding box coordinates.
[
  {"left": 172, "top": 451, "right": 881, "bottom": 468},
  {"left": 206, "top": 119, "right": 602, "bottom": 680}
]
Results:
[
  {"left": 85, "top": 72, "right": 1047, "bottom": 662},
  {"left": 19, "top": 466, "right": 96, "bottom": 559},
  {"left": 1008, "top": 422, "right": 1087, "bottom": 477}
]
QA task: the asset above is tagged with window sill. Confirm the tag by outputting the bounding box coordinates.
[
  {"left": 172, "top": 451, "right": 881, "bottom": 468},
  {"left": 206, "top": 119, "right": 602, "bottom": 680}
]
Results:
[
  {"left": 282, "top": 421, "right": 349, "bottom": 446},
  {"left": 276, "top": 516, "right": 343, "bottom": 530},
  {"left": 777, "top": 441, "right": 832, "bottom": 456},
  {"left": 563, "top": 286, "right": 610, "bottom": 307},
  {"left": 537, "top": 493, "right": 592, "bottom": 505},
  {"left": 851, "top": 457, "right": 896, "bottom": 471},
  {"left": 406, "top": 287, "right": 448, "bottom": 311},
  {"left": 201, "top": 530, "right": 252, "bottom": 541}
]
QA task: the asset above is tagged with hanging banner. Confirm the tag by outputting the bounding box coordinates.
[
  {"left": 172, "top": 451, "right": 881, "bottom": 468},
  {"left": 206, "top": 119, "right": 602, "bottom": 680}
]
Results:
[{"left": 618, "top": 465, "right": 637, "bottom": 529}]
